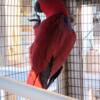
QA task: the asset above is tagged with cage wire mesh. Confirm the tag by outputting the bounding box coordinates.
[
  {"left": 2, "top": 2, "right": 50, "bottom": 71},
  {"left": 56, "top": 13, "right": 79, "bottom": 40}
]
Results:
[
  {"left": 0, "top": 0, "right": 58, "bottom": 99},
  {"left": 0, "top": 0, "right": 100, "bottom": 100},
  {"left": 65, "top": 0, "right": 100, "bottom": 100}
]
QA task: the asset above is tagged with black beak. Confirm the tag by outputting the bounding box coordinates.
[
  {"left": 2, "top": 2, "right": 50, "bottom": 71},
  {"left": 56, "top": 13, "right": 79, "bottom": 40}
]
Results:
[
  {"left": 34, "top": 1, "right": 42, "bottom": 13},
  {"left": 28, "top": 13, "right": 41, "bottom": 24}
]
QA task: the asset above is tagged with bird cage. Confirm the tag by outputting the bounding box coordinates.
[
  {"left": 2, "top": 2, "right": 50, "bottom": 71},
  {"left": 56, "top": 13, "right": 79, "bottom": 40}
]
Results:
[{"left": 0, "top": 0, "right": 100, "bottom": 100}]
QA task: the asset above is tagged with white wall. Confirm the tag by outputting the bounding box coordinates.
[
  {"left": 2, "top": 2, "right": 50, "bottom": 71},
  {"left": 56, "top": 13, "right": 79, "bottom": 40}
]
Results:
[{"left": 81, "top": 5, "right": 94, "bottom": 55}]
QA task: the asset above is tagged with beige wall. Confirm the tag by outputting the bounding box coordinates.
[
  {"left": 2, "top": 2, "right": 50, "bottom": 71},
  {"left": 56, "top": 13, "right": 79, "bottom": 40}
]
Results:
[{"left": 0, "top": 0, "right": 6, "bottom": 66}]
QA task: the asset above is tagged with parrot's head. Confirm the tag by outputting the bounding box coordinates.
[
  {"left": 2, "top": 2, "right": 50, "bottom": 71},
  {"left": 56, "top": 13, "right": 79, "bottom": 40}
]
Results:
[{"left": 34, "top": 0, "right": 68, "bottom": 17}]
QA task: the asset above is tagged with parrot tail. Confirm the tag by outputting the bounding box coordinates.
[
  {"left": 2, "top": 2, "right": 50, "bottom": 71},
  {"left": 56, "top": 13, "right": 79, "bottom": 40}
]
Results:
[{"left": 40, "top": 57, "right": 63, "bottom": 89}]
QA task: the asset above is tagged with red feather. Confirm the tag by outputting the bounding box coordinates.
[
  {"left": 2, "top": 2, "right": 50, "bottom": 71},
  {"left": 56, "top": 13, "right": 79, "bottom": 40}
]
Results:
[{"left": 27, "top": 0, "right": 76, "bottom": 88}]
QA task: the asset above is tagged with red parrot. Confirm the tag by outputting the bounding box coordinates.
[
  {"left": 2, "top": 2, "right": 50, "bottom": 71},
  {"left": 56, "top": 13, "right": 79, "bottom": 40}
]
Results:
[{"left": 27, "top": 0, "right": 76, "bottom": 89}]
